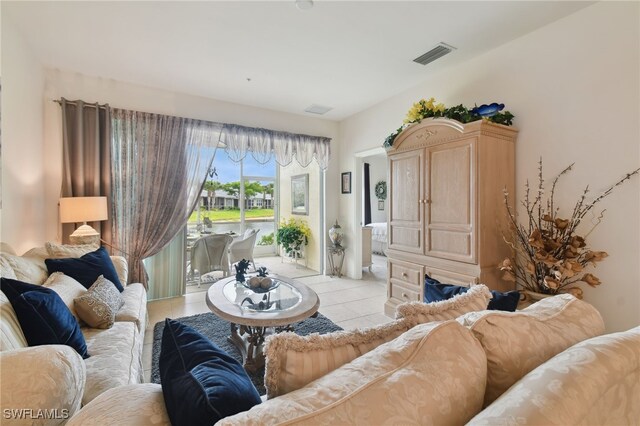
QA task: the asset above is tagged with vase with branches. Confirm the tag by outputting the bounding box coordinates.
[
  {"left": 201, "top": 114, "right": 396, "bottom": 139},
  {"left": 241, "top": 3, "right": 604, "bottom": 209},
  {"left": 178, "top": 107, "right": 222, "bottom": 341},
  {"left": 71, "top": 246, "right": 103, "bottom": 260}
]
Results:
[{"left": 500, "top": 159, "right": 639, "bottom": 299}]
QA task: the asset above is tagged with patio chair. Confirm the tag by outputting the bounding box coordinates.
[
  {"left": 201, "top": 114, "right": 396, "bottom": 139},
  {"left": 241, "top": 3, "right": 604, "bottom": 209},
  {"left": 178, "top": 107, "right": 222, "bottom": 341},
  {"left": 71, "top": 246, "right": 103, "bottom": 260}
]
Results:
[
  {"left": 189, "top": 234, "right": 234, "bottom": 286},
  {"left": 229, "top": 229, "right": 260, "bottom": 271}
]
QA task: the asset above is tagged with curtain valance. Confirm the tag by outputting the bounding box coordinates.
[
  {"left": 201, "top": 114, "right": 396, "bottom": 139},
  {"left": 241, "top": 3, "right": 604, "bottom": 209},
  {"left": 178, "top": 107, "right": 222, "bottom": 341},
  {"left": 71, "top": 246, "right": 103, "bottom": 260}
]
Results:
[{"left": 221, "top": 123, "right": 331, "bottom": 170}]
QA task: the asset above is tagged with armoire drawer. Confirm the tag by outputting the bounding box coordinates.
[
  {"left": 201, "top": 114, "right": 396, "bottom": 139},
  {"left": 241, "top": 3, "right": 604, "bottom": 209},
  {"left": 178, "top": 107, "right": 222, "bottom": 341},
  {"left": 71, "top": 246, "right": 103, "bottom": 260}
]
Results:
[
  {"left": 426, "top": 266, "right": 478, "bottom": 286},
  {"left": 389, "top": 259, "right": 424, "bottom": 289},
  {"left": 390, "top": 282, "right": 421, "bottom": 303}
]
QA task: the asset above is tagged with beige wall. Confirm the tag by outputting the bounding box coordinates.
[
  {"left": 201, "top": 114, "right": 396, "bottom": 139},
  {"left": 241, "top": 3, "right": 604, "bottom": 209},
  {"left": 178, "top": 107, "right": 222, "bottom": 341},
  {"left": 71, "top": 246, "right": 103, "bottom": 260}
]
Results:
[
  {"left": 338, "top": 2, "right": 639, "bottom": 332},
  {"left": 279, "top": 161, "right": 322, "bottom": 273},
  {"left": 1, "top": 19, "right": 46, "bottom": 254}
]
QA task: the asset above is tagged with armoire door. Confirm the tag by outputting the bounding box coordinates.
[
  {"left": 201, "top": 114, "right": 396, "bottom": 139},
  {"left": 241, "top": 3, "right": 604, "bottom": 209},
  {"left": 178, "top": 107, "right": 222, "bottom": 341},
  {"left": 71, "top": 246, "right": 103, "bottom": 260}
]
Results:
[
  {"left": 425, "top": 138, "right": 476, "bottom": 263},
  {"left": 388, "top": 149, "right": 424, "bottom": 253}
]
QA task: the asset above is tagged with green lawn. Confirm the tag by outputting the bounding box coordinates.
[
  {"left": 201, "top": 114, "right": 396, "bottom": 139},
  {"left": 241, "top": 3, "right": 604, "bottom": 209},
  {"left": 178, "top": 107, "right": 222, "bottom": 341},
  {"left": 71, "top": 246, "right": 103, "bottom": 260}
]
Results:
[{"left": 188, "top": 208, "right": 274, "bottom": 223}]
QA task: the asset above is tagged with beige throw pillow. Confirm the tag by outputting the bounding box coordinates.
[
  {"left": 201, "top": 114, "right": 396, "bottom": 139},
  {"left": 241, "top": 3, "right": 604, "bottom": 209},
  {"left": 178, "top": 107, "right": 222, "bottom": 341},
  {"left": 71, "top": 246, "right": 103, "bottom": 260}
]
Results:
[
  {"left": 222, "top": 321, "right": 487, "bottom": 426},
  {"left": 458, "top": 293, "right": 605, "bottom": 406},
  {"left": 395, "top": 283, "right": 493, "bottom": 321},
  {"left": 264, "top": 284, "right": 492, "bottom": 398},
  {"left": 0, "top": 291, "right": 28, "bottom": 350},
  {"left": 0, "top": 255, "right": 17, "bottom": 280},
  {"left": 0, "top": 252, "right": 48, "bottom": 285},
  {"left": 109, "top": 256, "right": 128, "bottom": 287},
  {"left": 74, "top": 276, "right": 124, "bottom": 329},
  {"left": 265, "top": 318, "right": 413, "bottom": 398},
  {"left": 468, "top": 326, "right": 640, "bottom": 426},
  {"left": 0, "top": 242, "right": 17, "bottom": 255},
  {"left": 0, "top": 345, "right": 86, "bottom": 422},
  {"left": 45, "top": 242, "right": 97, "bottom": 259},
  {"left": 43, "top": 272, "right": 88, "bottom": 321}
]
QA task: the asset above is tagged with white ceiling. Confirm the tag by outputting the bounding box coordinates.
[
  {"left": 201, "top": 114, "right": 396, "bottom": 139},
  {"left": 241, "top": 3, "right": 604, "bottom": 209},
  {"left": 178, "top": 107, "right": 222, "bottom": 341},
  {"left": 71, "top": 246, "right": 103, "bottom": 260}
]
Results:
[{"left": 3, "top": 1, "right": 593, "bottom": 121}]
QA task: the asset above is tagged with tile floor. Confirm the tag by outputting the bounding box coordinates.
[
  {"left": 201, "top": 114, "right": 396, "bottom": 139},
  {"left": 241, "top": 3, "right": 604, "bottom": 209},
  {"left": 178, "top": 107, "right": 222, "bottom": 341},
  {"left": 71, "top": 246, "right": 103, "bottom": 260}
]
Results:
[
  {"left": 184, "top": 254, "right": 322, "bottom": 294},
  {"left": 142, "top": 255, "right": 391, "bottom": 382}
]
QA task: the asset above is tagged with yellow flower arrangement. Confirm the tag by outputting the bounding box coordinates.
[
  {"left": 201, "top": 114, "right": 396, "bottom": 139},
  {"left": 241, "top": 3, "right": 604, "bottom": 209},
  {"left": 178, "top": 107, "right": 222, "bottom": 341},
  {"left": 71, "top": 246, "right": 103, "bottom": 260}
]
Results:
[
  {"left": 403, "top": 98, "right": 446, "bottom": 123},
  {"left": 384, "top": 97, "right": 514, "bottom": 148}
]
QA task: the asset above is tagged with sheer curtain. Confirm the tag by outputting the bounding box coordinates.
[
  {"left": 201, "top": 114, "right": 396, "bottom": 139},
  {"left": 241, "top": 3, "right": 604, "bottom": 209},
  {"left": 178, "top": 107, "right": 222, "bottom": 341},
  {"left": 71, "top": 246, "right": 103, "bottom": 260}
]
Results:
[
  {"left": 60, "top": 99, "right": 113, "bottom": 244},
  {"left": 222, "top": 123, "right": 331, "bottom": 169},
  {"left": 110, "top": 109, "right": 221, "bottom": 287}
]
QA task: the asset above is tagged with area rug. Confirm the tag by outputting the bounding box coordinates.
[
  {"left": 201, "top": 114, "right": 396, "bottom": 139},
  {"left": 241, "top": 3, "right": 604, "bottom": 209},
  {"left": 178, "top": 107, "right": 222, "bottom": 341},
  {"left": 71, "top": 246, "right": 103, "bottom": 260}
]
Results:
[{"left": 151, "top": 312, "right": 342, "bottom": 395}]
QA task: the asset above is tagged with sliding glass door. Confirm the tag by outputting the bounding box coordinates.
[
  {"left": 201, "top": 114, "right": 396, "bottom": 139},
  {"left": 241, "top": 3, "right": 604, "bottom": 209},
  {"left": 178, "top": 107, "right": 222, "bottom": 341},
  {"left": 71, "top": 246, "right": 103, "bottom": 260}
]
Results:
[{"left": 243, "top": 176, "right": 277, "bottom": 256}]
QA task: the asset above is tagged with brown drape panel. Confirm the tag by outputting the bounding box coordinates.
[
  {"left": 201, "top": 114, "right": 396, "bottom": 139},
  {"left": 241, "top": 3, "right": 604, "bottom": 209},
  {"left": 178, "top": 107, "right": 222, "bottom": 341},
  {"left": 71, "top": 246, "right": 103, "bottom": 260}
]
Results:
[{"left": 60, "top": 98, "right": 113, "bottom": 246}]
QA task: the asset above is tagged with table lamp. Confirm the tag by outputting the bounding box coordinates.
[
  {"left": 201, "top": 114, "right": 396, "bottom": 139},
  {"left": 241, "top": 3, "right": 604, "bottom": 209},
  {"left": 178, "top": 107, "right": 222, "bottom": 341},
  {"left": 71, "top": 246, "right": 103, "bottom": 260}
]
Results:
[{"left": 59, "top": 196, "right": 108, "bottom": 246}]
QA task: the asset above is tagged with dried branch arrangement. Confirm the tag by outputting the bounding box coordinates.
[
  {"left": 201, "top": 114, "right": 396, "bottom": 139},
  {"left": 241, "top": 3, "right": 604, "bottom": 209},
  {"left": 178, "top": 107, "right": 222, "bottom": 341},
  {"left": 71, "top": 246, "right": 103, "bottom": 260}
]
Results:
[{"left": 500, "top": 159, "right": 639, "bottom": 298}]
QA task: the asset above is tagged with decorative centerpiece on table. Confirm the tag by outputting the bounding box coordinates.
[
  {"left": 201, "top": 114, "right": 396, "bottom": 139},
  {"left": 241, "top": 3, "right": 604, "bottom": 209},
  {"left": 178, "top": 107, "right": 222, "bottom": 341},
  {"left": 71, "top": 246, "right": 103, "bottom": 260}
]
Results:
[
  {"left": 235, "top": 261, "right": 278, "bottom": 293},
  {"left": 499, "top": 159, "right": 639, "bottom": 300},
  {"left": 276, "top": 218, "right": 311, "bottom": 259},
  {"left": 383, "top": 98, "right": 514, "bottom": 148}
]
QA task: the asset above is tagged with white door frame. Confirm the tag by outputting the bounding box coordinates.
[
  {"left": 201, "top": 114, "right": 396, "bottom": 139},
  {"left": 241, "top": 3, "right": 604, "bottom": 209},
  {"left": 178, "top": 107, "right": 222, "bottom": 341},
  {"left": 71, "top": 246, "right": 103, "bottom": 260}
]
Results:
[{"left": 353, "top": 146, "right": 387, "bottom": 280}]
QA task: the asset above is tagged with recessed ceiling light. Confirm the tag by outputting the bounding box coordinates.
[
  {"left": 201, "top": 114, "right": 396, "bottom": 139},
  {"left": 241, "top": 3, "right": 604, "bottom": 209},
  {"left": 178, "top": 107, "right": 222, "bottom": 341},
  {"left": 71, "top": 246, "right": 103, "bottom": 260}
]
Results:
[
  {"left": 304, "top": 104, "right": 332, "bottom": 115},
  {"left": 295, "top": 0, "right": 314, "bottom": 11}
]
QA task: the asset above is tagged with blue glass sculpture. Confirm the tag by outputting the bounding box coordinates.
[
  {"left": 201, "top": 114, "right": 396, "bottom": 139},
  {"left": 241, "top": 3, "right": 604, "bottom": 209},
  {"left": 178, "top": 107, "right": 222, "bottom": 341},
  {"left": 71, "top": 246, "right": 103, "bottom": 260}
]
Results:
[{"left": 471, "top": 103, "right": 505, "bottom": 117}]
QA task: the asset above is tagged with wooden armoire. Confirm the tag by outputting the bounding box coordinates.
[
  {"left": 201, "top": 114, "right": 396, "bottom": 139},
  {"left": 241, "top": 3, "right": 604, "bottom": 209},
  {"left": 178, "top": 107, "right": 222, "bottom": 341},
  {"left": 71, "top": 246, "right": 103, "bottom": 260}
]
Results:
[{"left": 384, "top": 118, "right": 518, "bottom": 316}]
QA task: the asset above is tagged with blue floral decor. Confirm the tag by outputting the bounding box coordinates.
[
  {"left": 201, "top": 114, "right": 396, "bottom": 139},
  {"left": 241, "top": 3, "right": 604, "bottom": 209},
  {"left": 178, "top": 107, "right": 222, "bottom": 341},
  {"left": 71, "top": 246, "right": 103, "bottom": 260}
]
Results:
[
  {"left": 234, "top": 259, "right": 252, "bottom": 284},
  {"left": 384, "top": 98, "right": 515, "bottom": 148}
]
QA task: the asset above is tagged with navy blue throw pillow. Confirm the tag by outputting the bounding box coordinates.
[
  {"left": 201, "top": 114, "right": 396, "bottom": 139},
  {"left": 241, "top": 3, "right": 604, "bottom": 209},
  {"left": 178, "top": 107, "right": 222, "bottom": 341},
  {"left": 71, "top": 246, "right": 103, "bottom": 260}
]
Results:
[
  {"left": 159, "top": 319, "right": 261, "bottom": 426},
  {"left": 0, "top": 278, "right": 89, "bottom": 358},
  {"left": 424, "top": 275, "right": 520, "bottom": 312},
  {"left": 45, "top": 246, "right": 124, "bottom": 292}
]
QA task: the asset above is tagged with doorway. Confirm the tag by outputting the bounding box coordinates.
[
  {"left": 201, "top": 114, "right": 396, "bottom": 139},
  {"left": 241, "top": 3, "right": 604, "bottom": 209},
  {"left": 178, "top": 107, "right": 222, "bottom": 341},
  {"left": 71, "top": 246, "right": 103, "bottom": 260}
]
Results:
[{"left": 354, "top": 147, "right": 388, "bottom": 282}]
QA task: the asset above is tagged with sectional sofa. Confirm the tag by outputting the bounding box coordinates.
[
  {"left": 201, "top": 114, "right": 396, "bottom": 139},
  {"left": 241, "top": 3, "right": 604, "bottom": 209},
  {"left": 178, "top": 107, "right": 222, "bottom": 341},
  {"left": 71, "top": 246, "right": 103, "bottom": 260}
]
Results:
[
  {"left": 1, "top": 246, "right": 639, "bottom": 425},
  {"left": 0, "top": 243, "right": 148, "bottom": 423}
]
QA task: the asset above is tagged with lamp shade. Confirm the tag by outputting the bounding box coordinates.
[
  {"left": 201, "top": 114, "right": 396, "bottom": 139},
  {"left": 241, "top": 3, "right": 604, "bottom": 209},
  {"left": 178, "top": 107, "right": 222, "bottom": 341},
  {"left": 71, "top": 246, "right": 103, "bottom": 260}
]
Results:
[{"left": 59, "top": 197, "right": 108, "bottom": 224}]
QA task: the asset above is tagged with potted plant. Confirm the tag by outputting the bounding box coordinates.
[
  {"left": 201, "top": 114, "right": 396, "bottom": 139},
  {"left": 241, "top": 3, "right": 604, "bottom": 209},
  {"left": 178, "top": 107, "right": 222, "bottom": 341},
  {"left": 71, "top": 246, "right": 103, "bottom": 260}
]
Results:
[
  {"left": 276, "top": 218, "right": 311, "bottom": 259},
  {"left": 500, "top": 159, "right": 639, "bottom": 300}
]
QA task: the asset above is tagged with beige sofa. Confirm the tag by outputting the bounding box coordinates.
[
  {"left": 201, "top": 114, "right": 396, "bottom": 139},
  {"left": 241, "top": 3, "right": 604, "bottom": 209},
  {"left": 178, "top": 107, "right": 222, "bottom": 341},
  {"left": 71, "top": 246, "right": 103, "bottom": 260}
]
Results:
[
  {"left": 0, "top": 244, "right": 148, "bottom": 424},
  {"left": 2, "top": 247, "right": 639, "bottom": 425},
  {"left": 67, "top": 293, "right": 639, "bottom": 425}
]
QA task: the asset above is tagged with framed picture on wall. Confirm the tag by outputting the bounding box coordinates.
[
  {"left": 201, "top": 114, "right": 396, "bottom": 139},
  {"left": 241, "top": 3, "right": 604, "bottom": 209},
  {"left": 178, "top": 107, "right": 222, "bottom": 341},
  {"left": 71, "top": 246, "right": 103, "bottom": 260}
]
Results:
[
  {"left": 378, "top": 200, "right": 384, "bottom": 210},
  {"left": 291, "top": 174, "right": 309, "bottom": 215},
  {"left": 341, "top": 172, "right": 351, "bottom": 194}
]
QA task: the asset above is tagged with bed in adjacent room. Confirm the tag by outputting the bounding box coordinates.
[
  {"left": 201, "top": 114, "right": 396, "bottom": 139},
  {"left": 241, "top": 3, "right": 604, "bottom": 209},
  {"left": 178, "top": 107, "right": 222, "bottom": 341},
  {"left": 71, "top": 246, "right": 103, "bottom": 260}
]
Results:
[{"left": 366, "top": 222, "right": 387, "bottom": 255}]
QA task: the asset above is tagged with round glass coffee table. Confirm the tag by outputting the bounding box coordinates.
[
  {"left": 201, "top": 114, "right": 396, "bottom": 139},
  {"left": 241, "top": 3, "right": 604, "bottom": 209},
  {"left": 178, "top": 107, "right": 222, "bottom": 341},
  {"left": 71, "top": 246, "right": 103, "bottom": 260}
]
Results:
[{"left": 206, "top": 274, "right": 319, "bottom": 372}]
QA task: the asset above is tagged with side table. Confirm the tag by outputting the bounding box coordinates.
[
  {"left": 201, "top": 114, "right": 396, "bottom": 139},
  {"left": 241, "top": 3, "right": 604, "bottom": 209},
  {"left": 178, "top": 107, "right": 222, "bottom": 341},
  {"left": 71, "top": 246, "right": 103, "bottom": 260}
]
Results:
[{"left": 327, "top": 245, "right": 346, "bottom": 277}]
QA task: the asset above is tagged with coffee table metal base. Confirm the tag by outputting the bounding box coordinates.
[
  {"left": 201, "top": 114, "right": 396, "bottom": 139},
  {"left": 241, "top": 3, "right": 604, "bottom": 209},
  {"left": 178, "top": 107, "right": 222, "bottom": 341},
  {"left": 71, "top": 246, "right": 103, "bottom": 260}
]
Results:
[
  {"left": 207, "top": 275, "right": 320, "bottom": 373},
  {"left": 227, "top": 315, "right": 316, "bottom": 372}
]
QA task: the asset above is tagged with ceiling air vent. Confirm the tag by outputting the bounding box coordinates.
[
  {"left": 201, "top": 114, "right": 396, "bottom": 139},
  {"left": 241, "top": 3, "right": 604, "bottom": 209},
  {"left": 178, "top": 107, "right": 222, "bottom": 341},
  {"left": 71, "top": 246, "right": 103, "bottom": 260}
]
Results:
[
  {"left": 413, "top": 42, "right": 456, "bottom": 66},
  {"left": 304, "top": 104, "right": 333, "bottom": 115}
]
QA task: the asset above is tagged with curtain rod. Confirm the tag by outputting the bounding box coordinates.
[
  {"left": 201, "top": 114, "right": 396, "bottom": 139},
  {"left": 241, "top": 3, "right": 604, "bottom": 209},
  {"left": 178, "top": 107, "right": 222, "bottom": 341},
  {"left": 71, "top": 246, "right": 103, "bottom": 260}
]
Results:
[
  {"left": 53, "top": 98, "right": 332, "bottom": 142},
  {"left": 53, "top": 99, "right": 109, "bottom": 110}
]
